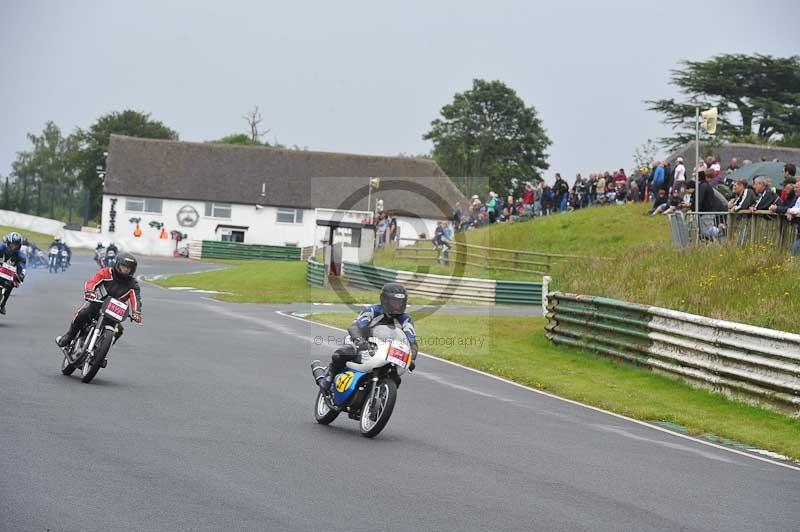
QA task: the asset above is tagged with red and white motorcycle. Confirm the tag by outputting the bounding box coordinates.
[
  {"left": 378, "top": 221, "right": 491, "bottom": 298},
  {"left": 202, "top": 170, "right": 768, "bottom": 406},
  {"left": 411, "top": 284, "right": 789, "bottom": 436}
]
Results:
[{"left": 60, "top": 287, "right": 137, "bottom": 383}]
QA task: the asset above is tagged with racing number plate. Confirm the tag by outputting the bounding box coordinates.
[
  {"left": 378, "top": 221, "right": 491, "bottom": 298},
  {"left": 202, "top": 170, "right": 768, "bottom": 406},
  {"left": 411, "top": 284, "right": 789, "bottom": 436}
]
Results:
[
  {"left": 104, "top": 298, "right": 128, "bottom": 321},
  {"left": 386, "top": 340, "right": 411, "bottom": 368},
  {"left": 0, "top": 263, "right": 16, "bottom": 282}
]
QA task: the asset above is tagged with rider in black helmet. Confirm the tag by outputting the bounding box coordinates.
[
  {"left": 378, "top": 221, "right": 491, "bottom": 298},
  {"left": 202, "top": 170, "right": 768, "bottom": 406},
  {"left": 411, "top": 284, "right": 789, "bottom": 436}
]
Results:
[
  {"left": 317, "top": 282, "right": 418, "bottom": 392},
  {"left": 0, "top": 232, "right": 27, "bottom": 314},
  {"left": 55, "top": 252, "right": 142, "bottom": 347}
]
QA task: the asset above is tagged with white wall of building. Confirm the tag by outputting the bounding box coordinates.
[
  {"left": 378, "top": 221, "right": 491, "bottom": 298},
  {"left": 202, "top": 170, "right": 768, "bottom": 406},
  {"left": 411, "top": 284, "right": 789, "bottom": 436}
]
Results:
[
  {"left": 100, "top": 195, "right": 444, "bottom": 260},
  {"left": 102, "top": 195, "right": 316, "bottom": 247}
]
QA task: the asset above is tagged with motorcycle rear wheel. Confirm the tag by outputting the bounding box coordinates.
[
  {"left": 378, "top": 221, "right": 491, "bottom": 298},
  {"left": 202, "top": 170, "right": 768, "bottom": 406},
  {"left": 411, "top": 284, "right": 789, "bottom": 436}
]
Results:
[
  {"left": 314, "top": 390, "right": 339, "bottom": 425},
  {"left": 81, "top": 331, "right": 113, "bottom": 383},
  {"left": 360, "top": 378, "right": 397, "bottom": 438}
]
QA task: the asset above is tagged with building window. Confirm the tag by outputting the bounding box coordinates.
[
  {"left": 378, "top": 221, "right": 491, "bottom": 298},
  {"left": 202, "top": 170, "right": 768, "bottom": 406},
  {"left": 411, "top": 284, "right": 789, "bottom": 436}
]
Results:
[
  {"left": 125, "top": 197, "right": 163, "bottom": 214},
  {"left": 220, "top": 230, "right": 245, "bottom": 243},
  {"left": 335, "top": 227, "right": 361, "bottom": 247},
  {"left": 205, "top": 202, "right": 231, "bottom": 219},
  {"left": 276, "top": 208, "right": 304, "bottom": 224}
]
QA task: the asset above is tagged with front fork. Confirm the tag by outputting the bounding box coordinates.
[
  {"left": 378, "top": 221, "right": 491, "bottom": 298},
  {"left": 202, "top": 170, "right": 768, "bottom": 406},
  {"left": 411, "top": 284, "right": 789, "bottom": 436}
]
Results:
[
  {"left": 366, "top": 376, "right": 379, "bottom": 413},
  {"left": 86, "top": 316, "right": 105, "bottom": 354}
]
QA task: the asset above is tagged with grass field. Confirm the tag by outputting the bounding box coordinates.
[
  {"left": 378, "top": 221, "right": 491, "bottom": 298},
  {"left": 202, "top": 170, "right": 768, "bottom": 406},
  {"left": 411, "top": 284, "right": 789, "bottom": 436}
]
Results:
[
  {"left": 311, "top": 311, "right": 800, "bottom": 460},
  {"left": 374, "top": 203, "right": 800, "bottom": 333},
  {"left": 154, "top": 260, "right": 395, "bottom": 304},
  {"left": 0, "top": 225, "right": 56, "bottom": 246}
]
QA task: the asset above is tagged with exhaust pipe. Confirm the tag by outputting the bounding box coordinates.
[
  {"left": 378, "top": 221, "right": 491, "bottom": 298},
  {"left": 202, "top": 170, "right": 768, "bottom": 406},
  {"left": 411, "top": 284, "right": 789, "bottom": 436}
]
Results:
[{"left": 310, "top": 360, "right": 328, "bottom": 388}]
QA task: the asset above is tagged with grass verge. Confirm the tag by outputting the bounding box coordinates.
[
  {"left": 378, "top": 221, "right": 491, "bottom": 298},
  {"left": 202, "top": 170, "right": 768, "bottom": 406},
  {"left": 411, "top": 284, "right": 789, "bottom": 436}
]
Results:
[
  {"left": 310, "top": 311, "right": 800, "bottom": 459},
  {"left": 152, "top": 259, "right": 444, "bottom": 304},
  {"left": 0, "top": 224, "right": 57, "bottom": 246}
]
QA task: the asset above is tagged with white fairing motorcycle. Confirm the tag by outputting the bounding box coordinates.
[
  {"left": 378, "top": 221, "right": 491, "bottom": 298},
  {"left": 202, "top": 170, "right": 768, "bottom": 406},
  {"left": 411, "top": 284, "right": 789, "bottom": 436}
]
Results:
[{"left": 311, "top": 324, "right": 412, "bottom": 438}]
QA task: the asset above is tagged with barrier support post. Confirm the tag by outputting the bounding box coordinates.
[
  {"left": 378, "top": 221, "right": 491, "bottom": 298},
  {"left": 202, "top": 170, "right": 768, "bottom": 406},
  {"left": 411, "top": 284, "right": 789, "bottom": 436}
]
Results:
[{"left": 541, "top": 276, "right": 551, "bottom": 315}]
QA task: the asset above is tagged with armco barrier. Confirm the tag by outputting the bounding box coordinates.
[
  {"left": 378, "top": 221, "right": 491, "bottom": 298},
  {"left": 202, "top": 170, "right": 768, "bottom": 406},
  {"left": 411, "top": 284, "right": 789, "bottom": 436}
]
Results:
[
  {"left": 545, "top": 292, "right": 800, "bottom": 414},
  {"left": 200, "top": 241, "right": 301, "bottom": 260},
  {"left": 306, "top": 259, "right": 325, "bottom": 287},
  {"left": 495, "top": 280, "right": 542, "bottom": 306},
  {"left": 341, "top": 263, "right": 397, "bottom": 291},
  {"left": 342, "top": 261, "right": 542, "bottom": 305}
]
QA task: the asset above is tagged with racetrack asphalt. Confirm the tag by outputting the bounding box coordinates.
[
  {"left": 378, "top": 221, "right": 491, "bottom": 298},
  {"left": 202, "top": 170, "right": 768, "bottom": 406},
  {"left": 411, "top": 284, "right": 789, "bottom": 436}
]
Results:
[{"left": 1, "top": 255, "right": 798, "bottom": 532}]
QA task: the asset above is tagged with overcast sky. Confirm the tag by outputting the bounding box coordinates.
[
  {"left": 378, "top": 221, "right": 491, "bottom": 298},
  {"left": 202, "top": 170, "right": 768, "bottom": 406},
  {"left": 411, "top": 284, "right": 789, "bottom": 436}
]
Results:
[{"left": 1, "top": 0, "right": 798, "bottom": 183}]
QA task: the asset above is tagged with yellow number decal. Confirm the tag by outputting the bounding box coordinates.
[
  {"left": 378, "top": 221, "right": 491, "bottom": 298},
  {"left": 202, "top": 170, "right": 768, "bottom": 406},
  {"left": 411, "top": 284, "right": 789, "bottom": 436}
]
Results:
[{"left": 335, "top": 371, "right": 355, "bottom": 393}]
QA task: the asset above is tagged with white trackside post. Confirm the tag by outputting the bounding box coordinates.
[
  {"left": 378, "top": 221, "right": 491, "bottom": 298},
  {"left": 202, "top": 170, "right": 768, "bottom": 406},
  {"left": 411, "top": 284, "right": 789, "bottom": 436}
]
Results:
[{"left": 542, "top": 276, "right": 551, "bottom": 316}]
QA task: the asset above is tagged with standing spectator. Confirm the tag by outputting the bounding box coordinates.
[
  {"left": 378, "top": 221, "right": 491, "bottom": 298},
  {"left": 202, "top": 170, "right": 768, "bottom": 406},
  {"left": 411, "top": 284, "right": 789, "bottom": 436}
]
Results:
[
  {"left": 779, "top": 180, "right": 800, "bottom": 255},
  {"left": 650, "top": 161, "right": 665, "bottom": 207},
  {"left": 728, "top": 179, "right": 756, "bottom": 212},
  {"left": 595, "top": 173, "right": 607, "bottom": 204},
  {"left": 662, "top": 160, "right": 673, "bottom": 192},
  {"left": 487, "top": 192, "right": 498, "bottom": 223},
  {"left": 522, "top": 183, "right": 534, "bottom": 207},
  {"left": 452, "top": 202, "right": 463, "bottom": 231},
  {"left": 533, "top": 181, "right": 543, "bottom": 217},
  {"left": 554, "top": 174, "right": 569, "bottom": 212},
  {"left": 542, "top": 184, "right": 555, "bottom": 215},
  {"left": 727, "top": 157, "right": 739, "bottom": 172},
  {"left": 388, "top": 214, "right": 397, "bottom": 243},
  {"left": 629, "top": 180, "right": 640, "bottom": 202},
  {"left": 750, "top": 176, "right": 778, "bottom": 211},
  {"left": 672, "top": 157, "right": 686, "bottom": 193}
]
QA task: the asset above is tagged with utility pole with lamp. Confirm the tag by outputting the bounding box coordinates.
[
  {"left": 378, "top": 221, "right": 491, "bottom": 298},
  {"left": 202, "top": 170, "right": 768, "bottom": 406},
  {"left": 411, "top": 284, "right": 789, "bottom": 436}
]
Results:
[{"left": 694, "top": 106, "right": 718, "bottom": 241}]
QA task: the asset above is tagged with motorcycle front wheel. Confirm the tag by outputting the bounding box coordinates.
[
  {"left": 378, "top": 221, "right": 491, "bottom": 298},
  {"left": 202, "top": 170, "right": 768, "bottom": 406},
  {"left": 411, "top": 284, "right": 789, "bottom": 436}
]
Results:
[
  {"left": 81, "top": 331, "right": 113, "bottom": 383},
  {"left": 359, "top": 378, "right": 397, "bottom": 438},
  {"left": 314, "top": 390, "right": 339, "bottom": 425}
]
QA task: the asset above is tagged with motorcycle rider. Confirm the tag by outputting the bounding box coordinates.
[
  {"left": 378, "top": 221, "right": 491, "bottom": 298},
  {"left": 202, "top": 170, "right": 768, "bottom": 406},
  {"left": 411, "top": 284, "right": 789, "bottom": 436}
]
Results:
[
  {"left": 55, "top": 252, "right": 142, "bottom": 348},
  {"left": 104, "top": 242, "right": 119, "bottom": 267},
  {"left": 94, "top": 242, "right": 105, "bottom": 267},
  {"left": 0, "top": 232, "right": 27, "bottom": 314},
  {"left": 318, "top": 282, "right": 418, "bottom": 392},
  {"left": 49, "top": 236, "right": 72, "bottom": 267}
]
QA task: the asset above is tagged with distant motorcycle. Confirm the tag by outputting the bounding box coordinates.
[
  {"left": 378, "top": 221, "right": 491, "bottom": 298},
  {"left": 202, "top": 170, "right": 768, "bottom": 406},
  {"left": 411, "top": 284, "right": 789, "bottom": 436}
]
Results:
[
  {"left": 48, "top": 246, "right": 61, "bottom": 273},
  {"left": 310, "top": 323, "right": 412, "bottom": 438},
  {"left": 94, "top": 247, "right": 106, "bottom": 268},
  {"left": 60, "top": 249, "right": 70, "bottom": 272},
  {"left": 103, "top": 249, "right": 117, "bottom": 268},
  {"left": 59, "top": 287, "right": 137, "bottom": 383}
]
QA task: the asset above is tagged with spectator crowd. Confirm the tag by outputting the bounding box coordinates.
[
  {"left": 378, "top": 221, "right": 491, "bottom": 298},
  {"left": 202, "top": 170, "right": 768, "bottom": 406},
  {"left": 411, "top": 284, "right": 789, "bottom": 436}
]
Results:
[{"left": 447, "top": 157, "right": 800, "bottom": 255}]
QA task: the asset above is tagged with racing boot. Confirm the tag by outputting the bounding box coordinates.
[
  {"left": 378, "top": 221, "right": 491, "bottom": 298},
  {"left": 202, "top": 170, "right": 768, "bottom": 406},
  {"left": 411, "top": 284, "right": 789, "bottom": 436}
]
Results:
[
  {"left": 55, "top": 322, "right": 80, "bottom": 348},
  {"left": 311, "top": 360, "right": 333, "bottom": 392}
]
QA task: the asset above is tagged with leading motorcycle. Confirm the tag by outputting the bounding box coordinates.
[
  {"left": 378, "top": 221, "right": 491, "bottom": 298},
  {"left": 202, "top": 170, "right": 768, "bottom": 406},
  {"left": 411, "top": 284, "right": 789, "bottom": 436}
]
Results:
[
  {"left": 0, "top": 261, "right": 20, "bottom": 315},
  {"left": 310, "top": 324, "right": 412, "bottom": 438},
  {"left": 48, "top": 245, "right": 61, "bottom": 273},
  {"left": 59, "top": 287, "right": 136, "bottom": 383}
]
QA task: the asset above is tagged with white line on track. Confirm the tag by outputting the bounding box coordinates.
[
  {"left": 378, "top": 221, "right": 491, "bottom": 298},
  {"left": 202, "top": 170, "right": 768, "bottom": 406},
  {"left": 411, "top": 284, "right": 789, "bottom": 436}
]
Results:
[{"left": 275, "top": 310, "right": 800, "bottom": 473}]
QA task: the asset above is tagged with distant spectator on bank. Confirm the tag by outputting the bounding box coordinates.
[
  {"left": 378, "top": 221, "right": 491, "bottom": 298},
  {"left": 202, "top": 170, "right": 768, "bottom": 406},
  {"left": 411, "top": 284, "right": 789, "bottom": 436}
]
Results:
[
  {"left": 522, "top": 182, "right": 534, "bottom": 207},
  {"left": 672, "top": 157, "right": 686, "bottom": 193},
  {"left": 629, "top": 180, "right": 641, "bottom": 202},
  {"left": 750, "top": 176, "right": 778, "bottom": 211},
  {"left": 650, "top": 161, "right": 665, "bottom": 205},
  {"left": 388, "top": 215, "right": 397, "bottom": 243},
  {"left": 554, "top": 173, "right": 569, "bottom": 212},
  {"left": 542, "top": 184, "right": 556, "bottom": 214},
  {"left": 729, "top": 179, "right": 756, "bottom": 212},
  {"left": 649, "top": 188, "right": 669, "bottom": 215},
  {"left": 596, "top": 173, "right": 607, "bottom": 204},
  {"left": 727, "top": 157, "right": 739, "bottom": 172},
  {"left": 768, "top": 165, "right": 798, "bottom": 215},
  {"left": 452, "top": 202, "right": 463, "bottom": 230}
]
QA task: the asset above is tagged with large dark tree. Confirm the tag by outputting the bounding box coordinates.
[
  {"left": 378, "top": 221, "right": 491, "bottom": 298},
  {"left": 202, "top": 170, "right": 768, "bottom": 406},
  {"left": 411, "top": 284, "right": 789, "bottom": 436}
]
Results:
[
  {"left": 647, "top": 54, "right": 800, "bottom": 148},
  {"left": 73, "top": 110, "right": 178, "bottom": 219},
  {"left": 424, "top": 79, "right": 551, "bottom": 193}
]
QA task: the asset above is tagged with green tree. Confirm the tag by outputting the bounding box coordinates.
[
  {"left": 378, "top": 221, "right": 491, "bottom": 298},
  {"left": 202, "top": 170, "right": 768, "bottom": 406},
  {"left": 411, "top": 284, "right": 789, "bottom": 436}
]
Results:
[
  {"left": 423, "top": 79, "right": 551, "bottom": 193},
  {"left": 73, "top": 110, "right": 179, "bottom": 219},
  {"left": 210, "top": 133, "right": 264, "bottom": 146},
  {"left": 647, "top": 54, "right": 800, "bottom": 148}
]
